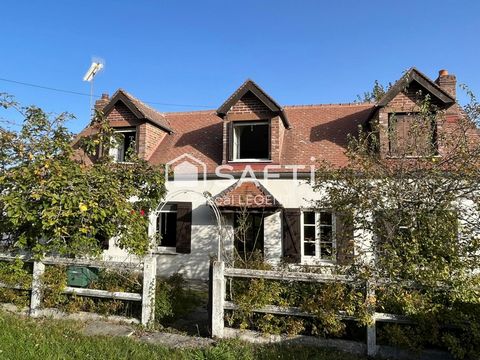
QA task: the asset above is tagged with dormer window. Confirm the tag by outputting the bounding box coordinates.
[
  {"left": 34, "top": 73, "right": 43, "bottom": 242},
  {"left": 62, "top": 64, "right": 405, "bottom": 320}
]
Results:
[
  {"left": 232, "top": 121, "right": 270, "bottom": 161},
  {"left": 388, "top": 113, "right": 437, "bottom": 157},
  {"left": 110, "top": 128, "right": 137, "bottom": 162},
  {"left": 217, "top": 79, "right": 290, "bottom": 164}
]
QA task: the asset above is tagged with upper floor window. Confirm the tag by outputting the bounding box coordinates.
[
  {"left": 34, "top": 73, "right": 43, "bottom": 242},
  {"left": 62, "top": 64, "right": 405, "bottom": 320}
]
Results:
[
  {"left": 388, "top": 113, "right": 437, "bottom": 157},
  {"left": 110, "top": 128, "right": 136, "bottom": 163},
  {"left": 301, "top": 210, "right": 335, "bottom": 263},
  {"left": 232, "top": 121, "right": 270, "bottom": 161}
]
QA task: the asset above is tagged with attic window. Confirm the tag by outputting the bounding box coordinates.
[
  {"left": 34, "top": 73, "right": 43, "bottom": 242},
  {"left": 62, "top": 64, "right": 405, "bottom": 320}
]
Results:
[
  {"left": 388, "top": 113, "right": 437, "bottom": 157},
  {"left": 110, "top": 128, "right": 137, "bottom": 163},
  {"left": 232, "top": 121, "right": 270, "bottom": 161}
]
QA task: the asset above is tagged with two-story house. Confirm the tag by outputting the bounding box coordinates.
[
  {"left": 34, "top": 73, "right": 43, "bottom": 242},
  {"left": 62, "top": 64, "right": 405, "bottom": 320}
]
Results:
[{"left": 77, "top": 68, "right": 463, "bottom": 280}]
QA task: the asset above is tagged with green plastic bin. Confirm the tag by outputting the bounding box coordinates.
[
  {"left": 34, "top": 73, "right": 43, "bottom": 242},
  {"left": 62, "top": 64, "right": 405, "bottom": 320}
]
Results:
[{"left": 66, "top": 266, "right": 98, "bottom": 287}]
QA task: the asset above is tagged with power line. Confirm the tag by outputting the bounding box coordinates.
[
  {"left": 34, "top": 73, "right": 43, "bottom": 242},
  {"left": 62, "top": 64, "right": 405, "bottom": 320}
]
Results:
[
  {"left": 0, "top": 77, "right": 213, "bottom": 108},
  {"left": 0, "top": 77, "right": 93, "bottom": 97}
]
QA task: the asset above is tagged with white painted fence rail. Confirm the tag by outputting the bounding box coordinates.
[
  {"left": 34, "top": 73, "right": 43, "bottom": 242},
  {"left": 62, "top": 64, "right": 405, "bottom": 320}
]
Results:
[
  {"left": 0, "top": 254, "right": 156, "bottom": 326},
  {"left": 210, "top": 261, "right": 420, "bottom": 358}
]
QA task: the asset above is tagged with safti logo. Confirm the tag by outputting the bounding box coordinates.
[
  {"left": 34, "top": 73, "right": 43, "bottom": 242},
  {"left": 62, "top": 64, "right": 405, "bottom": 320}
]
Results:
[
  {"left": 165, "top": 153, "right": 315, "bottom": 186},
  {"left": 165, "top": 154, "right": 207, "bottom": 187}
]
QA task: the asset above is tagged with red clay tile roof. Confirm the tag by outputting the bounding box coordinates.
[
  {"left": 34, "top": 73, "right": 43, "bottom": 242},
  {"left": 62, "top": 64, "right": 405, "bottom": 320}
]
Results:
[
  {"left": 213, "top": 180, "right": 281, "bottom": 208},
  {"left": 149, "top": 110, "right": 224, "bottom": 171},
  {"left": 104, "top": 89, "right": 173, "bottom": 133},
  {"left": 149, "top": 103, "right": 374, "bottom": 172}
]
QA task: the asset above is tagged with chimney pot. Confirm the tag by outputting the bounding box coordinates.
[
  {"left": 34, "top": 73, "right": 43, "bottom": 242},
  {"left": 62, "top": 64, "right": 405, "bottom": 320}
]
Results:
[
  {"left": 101, "top": 93, "right": 109, "bottom": 100},
  {"left": 439, "top": 69, "right": 449, "bottom": 77},
  {"left": 435, "top": 69, "right": 456, "bottom": 99}
]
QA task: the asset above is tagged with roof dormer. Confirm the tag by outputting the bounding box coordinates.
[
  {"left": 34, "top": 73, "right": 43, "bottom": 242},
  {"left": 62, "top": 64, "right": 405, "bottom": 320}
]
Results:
[
  {"left": 371, "top": 68, "right": 458, "bottom": 158},
  {"left": 96, "top": 90, "right": 173, "bottom": 161},
  {"left": 217, "top": 79, "right": 289, "bottom": 164}
]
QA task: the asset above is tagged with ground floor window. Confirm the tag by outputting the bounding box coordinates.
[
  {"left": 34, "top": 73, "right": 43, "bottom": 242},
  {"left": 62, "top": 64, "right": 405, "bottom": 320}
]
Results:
[
  {"left": 157, "top": 204, "right": 177, "bottom": 248},
  {"left": 301, "top": 210, "right": 335, "bottom": 262}
]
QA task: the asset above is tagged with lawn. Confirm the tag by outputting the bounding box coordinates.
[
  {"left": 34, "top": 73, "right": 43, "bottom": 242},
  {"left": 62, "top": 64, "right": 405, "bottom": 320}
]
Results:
[{"left": 0, "top": 311, "right": 367, "bottom": 360}]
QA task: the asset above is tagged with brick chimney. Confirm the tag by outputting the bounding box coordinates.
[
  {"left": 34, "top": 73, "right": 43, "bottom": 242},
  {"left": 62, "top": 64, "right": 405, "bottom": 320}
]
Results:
[
  {"left": 94, "top": 93, "right": 110, "bottom": 111},
  {"left": 435, "top": 69, "right": 456, "bottom": 99}
]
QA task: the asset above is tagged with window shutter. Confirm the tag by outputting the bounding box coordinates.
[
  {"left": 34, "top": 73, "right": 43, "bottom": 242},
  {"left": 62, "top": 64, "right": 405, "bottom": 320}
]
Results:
[
  {"left": 176, "top": 202, "right": 192, "bottom": 254},
  {"left": 335, "top": 211, "right": 354, "bottom": 265},
  {"left": 282, "top": 208, "right": 301, "bottom": 263}
]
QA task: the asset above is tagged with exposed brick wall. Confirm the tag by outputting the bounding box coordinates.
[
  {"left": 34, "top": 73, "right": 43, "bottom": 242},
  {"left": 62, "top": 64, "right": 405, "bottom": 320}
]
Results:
[
  {"left": 436, "top": 74, "right": 456, "bottom": 99},
  {"left": 106, "top": 102, "right": 142, "bottom": 127},
  {"left": 222, "top": 121, "right": 229, "bottom": 164},
  {"left": 94, "top": 93, "right": 110, "bottom": 112},
  {"left": 138, "top": 122, "right": 167, "bottom": 159},
  {"left": 378, "top": 89, "right": 460, "bottom": 158},
  {"left": 270, "top": 117, "right": 281, "bottom": 163},
  {"left": 222, "top": 92, "right": 287, "bottom": 164},
  {"left": 229, "top": 92, "right": 272, "bottom": 115},
  {"left": 105, "top": 102, "right": 166, "bottom": 160}
]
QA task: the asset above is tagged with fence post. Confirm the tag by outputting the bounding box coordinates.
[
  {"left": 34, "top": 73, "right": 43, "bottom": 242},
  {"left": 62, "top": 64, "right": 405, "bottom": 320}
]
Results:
[
  {"left": 141, "top": 256, "right": 156, "bottom": 327},
  {"left": 211, "top": 260, "right": 225, "bottom": 338},
  {"left": 30, "top": 261, "right": 45, "bottom": 317},
  {"left": 366, "top": 280, "right": 377, "bottom": 357}
]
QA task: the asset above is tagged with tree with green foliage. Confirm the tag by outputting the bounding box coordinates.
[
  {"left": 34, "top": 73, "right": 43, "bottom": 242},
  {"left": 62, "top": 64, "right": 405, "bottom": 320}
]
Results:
[
  {"left": 0, "top": 94, "right": 166, "bottom": 258},
  {"left": 356, "top": 80, "right": 390, "bottom": 103},
  {"left": 314, "top": 86, "right": 480, "bottom": 358}
]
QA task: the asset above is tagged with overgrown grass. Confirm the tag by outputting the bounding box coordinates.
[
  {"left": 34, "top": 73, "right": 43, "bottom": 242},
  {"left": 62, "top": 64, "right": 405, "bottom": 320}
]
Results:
[{"left": 0, "top": 311, "right": 367, "bottom": 360}]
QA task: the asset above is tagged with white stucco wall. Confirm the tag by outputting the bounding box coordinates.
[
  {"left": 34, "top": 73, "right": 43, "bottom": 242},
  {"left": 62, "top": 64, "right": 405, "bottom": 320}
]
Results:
[{"left": 103, "top": 177, "right": 335, "bottom": 280}]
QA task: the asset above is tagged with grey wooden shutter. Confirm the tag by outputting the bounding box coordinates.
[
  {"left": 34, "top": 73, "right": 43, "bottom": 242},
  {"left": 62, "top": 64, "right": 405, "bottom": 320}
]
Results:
[
  {"left": 176, "top": 202, "right": 192, "bottom": 254},
  {"left": 282, "top": 208, "right": 301, "bottom": 263},
  {"left": 335, "top": 211, "right": 354, "bottom": 265}
]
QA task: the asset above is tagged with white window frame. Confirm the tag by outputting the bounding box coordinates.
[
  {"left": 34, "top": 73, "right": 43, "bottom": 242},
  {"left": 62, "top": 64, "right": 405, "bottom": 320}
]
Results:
[
  {"left": 109, "top": 128, "right": 137, "bottom": 163},
  {"left": 232, "top": 121, "right": 270, "bottom": 162},
  {"left": 155, "top": 203, "right": 177, "bottom": 253},
  {"left": 300, "top": 210, "right": 336, "bottom": 265}
]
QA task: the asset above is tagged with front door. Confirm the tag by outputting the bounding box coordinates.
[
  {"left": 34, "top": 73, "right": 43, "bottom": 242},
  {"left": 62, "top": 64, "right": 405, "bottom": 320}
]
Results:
[{"left": 233, "top": 212, "right": 264, "bottom": 261}]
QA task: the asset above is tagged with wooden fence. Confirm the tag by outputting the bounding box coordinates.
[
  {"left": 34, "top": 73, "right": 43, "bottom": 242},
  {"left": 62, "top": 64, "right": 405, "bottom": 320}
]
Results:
[
  {"left": 210, "top": 261, "right": 415, "bottom": 357},
  {"left": 0, "top": 254, "right": 157, "bottom": 326}
]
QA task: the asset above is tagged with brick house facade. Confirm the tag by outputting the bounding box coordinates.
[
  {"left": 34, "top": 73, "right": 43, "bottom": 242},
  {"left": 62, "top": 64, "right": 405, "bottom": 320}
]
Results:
[{"left": 77, "top": 68, "right": 469, "bottom": 280}]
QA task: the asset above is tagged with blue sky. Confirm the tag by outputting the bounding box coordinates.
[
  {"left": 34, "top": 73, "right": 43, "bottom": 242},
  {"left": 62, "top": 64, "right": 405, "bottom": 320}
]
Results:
[{"left": 1, "top": 0, "right": 479, "bottom": 133}]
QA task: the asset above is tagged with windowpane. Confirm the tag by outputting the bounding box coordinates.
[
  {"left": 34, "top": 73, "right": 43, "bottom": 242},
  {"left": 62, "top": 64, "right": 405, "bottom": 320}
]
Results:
[
  {"left": 304, "top": 242, "right": 315, "bottom": 256},
  {"left": 320, "top": 212, "right": 332, "bottom": 225},
  {"left": 304, "top": 226, "right": 316, "bottom": 242},
  {"left": 234, "top": 122, "right": 269, "bottom": 160},
  {"left": 302, "top": 210, "right": 336, "bottom": 262},
  {"left": 320, "top": 226, "right": 332, "bottom": 242},
  {"left": 320, "top": 242, "right": 333, "bottom": 259},
  {"left": 122, "top": 131, "right": 136, "bottom": 161},
  {"left": 304, "top": 211, "right": 315, "bottom": 225},
  {"left": 111, "top": 130, "right": 136, "bottom": 162},
  {"left": 158, "top": 211, "right": 177, "bottom": 247}
]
